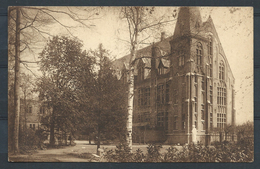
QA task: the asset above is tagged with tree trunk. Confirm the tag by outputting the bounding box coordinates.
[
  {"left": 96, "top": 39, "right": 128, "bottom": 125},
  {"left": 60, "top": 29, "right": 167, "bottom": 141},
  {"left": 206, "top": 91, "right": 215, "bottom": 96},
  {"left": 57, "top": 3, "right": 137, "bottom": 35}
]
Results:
[
  {"left": 50, "top": 118, "right": 55, "bottom": 146},
  {"left": 126, "top": 35, "right": 138, "bottom": 152},
  {"left": 97, "top": 125, "right": 101, "bottom": 155},
  {"left": 13, "top": 7, "right": 21, "bottom": 154},
  {"left": 88, "top": 130, "right": 91, "bottom": 145},
  {"left": 65, "top": 130, "right": 67, "bottom": 146},
  {"left": 126, "top": 68, "right": 134, "bottom": 151}
]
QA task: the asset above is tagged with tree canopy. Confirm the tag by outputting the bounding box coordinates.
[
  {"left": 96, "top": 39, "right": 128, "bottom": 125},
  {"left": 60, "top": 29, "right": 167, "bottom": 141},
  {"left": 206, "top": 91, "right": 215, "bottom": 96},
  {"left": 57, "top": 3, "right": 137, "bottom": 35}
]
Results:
[{"left": 37, "top": 36, "right": 127, "bottom": 147}]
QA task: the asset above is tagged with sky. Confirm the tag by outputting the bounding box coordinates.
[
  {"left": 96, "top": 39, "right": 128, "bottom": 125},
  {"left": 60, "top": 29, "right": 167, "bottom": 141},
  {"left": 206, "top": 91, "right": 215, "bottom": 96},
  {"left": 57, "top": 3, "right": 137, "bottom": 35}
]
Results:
[{"left": 19, "top": 7, "right": 253, "bottom": 124}]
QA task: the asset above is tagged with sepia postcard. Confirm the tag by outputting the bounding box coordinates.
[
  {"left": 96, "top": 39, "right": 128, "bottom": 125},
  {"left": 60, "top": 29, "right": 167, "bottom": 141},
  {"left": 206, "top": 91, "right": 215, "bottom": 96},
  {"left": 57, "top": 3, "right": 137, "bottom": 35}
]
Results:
[{"left": 8, "top": 6, "right": 253, "bottom": 162}]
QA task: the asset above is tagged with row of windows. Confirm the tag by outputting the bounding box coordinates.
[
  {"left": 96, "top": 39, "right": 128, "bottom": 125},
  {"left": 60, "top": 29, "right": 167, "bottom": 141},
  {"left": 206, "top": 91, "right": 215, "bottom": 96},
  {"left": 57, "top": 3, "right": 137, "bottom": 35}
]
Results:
[
  {"left": 137, "top": 82, "right": 171, "bottom": 107},
  {"left": 178, "top": 39, "right": 225, "bottom": 82}
]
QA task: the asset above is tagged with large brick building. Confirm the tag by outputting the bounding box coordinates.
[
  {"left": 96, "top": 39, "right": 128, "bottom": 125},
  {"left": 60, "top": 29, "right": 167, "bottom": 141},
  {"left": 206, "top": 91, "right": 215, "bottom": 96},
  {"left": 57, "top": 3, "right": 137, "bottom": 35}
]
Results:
[{"left": 113, "top": 7, "right": 235, "bottom": 145}]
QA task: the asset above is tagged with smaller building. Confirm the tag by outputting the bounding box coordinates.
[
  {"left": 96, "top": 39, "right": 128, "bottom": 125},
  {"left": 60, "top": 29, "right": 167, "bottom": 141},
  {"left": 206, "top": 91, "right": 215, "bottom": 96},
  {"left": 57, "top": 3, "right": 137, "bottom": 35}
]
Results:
[{"left": 19, "top": 99, "right": 42, "bottom": 132}]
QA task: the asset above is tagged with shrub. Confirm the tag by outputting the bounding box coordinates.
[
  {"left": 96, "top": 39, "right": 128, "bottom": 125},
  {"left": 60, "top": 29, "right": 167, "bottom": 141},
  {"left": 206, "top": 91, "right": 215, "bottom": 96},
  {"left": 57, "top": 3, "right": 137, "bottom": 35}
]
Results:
[
  {"left": 103, "top": 140, "right": 253, "bottom": 162},
  {"left": 19, "top": 128, "right": 46, "bottom": 154},
  {"left": 145, "top": 144, "right": 163, "bottom": 162}
]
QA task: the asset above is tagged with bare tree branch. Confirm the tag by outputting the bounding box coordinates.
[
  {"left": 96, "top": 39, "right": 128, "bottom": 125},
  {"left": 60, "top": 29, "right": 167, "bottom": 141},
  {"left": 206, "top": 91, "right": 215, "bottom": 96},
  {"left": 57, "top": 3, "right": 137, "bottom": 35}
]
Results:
[{"left": 20, "top": 10, "right": 39, "bottom": 31}]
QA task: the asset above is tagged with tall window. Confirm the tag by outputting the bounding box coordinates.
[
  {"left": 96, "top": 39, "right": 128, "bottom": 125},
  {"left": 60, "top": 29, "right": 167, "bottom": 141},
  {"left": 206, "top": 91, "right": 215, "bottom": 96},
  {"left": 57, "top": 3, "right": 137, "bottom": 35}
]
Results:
[
  {"left": 181, "top": 113, "right": 185, "bottom": 130},
  {"left": 138, "top": 89, "right": 141, "bottom": 106},
  {"left": 157, "top": 112, "right": 168, "bottom": 130},
  {"left": 219, "top": 60, "right": 225, "bottom": 80},
  {"left": 182, "top": 98, "right": 185, "bottom": 114},
  {"left": 173, "top": 116, "right": 177, "bottom": 130},
  {"left": 201, "top": 104, "right": 205, "bottom": 120},
  {"left": 166, "top": 81, "right": 170, "bottom": 103},
  {"left": 138, "top": 66, "right": 144, "bottom": 81},
  {"left": 144, "top": 88, "right": 150, "bottom": 106},
  {"left": 165, "top": 112, "right": 168, "bottom": 131},
  {"left": 210, "top": 85, "right": 213, "bottom": 103},
  {"left": 157, "top": 84, "right": 164, "bottom": 105},
  {"left": 137, "top": 113, "right": 142, "bottom": 122},
  {"left": 157, "top": 112, "right": 164, "bottom": 128},
  {"left": 144, "top": 112, "right": 150, "bottom": 122},
  {"left": 178, "top": 50, "right": 184, "bottom": 66},
  {"left": 122, "top": 72, "right": 127, "bottom": 84},
  {"left": 158, "top": 66, "right": 164, "bottom": 75},
  {"left": 195, "top": 84, "right": 198, "bottom": 97},
  {"left": 195, "top": 75, "right": 198, "bottom": 83},
  {"left": 209, "top": 37, "right": 213, "bottom": 77},
  {"left": 173, "top": 89, "right": 178, "bottom": 104},
  {"left": 210, "top": 110, "right": 213, "bottom": 130},
  {"left": 40, "top": 107, "right": 45, "bottom": 114},
  {"left": 28, "top": 106, "right": 32, "bottom": 113},
  {"left": 196, "top": 42, "right": 203, "bottom": 65},
  {"left": 209, "top": 37, "right": 213, "bottom": 55},
  {"left": 217, "top": 83, "right": 227, "bottom": 129},
  {"left": 194, "top": 97, "right": 197, "bottom": 113},
  {"left": 138, "top": 88, "right": 150, "bottom": 107},
  {"left": 201, "top": 102, "right": 206, "bottom": 130}
]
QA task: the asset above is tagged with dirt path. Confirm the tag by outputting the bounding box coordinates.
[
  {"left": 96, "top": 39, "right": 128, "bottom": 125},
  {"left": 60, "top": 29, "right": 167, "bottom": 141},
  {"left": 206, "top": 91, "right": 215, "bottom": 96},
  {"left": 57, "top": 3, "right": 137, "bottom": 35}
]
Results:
[
  {"left": 8, "top": 141, "right": 178, "bottom": 162},
  {"left": 9, "top": 141, "right": 96, "bottom": 162}
]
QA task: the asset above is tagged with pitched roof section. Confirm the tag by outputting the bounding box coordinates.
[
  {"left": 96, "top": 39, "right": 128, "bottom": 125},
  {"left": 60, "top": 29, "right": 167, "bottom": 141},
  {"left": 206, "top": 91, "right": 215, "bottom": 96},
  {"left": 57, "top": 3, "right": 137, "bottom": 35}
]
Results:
[
  {"left": 113, "top": 36, "right": 172, "bottom": 72},
  {"left": 201, "top": 15, "right": 235, "bottom": 80}
]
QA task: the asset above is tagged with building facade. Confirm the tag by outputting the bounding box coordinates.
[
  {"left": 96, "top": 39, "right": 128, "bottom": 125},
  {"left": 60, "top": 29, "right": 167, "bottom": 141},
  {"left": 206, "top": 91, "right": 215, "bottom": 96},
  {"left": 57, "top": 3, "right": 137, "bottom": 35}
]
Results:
[
  {"left": 113, "top": 7, "right": 235, "bottom": 145},
  {"left": 19, "top": 99, "right": 42, "bottom": 132}
]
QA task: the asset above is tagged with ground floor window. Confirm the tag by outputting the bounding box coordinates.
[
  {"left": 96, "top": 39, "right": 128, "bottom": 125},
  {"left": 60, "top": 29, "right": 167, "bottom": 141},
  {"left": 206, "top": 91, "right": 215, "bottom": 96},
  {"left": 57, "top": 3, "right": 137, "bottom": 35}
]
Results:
[
  {"left": 173, "top": 116, "right": 177, "bottom": 130},
  {"left": 181, "top": 113, "right": 185, "bottom": 130},
  {"left": 30, "top": 124, "right": 35, "bottom": 130},
  {"left": 157, "top": 112, "right": 168, "bottom": 130},
  {"left": 217, "top": 106, "right": 226, "bottom": 129},
  {"left": 157, "top": 112, "right": 164, "bottom": 127}
]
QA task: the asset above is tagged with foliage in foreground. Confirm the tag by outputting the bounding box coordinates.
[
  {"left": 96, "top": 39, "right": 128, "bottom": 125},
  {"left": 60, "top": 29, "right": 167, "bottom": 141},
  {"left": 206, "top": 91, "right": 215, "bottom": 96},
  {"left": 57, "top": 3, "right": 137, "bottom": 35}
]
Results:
[
  {"left": 103, "top": 139, "right": 253, "bottom": 162},
  {"left": 18, "top": 128, "right": 46, "bottom": 154}
]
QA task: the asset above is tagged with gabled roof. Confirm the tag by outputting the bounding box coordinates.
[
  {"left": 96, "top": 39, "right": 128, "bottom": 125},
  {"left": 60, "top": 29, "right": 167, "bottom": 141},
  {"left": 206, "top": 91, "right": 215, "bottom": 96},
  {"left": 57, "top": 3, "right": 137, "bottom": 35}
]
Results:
[
  {"left": 201, "top": 15, "right": 235, "bottom": 80},
  {"left": 113, "top": 36, "right": 172, "bottom": 71}
]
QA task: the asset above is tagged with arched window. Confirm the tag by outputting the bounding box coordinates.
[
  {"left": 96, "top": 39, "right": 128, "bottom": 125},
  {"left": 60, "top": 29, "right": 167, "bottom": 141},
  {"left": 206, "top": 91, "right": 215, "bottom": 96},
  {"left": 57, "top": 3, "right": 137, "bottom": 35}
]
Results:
[
  {"left": 219, "top": 60, "right": 225, "bottom": 80},
  {"left": 196, "top": 42, "right": 203, "bottom": 65}
]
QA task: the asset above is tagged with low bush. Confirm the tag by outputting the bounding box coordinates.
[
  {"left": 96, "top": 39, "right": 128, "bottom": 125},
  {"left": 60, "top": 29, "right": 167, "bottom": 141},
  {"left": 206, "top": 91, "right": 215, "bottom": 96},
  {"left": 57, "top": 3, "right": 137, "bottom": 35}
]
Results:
[
  {"left": 19, "top": 128, "right": 46, "bottom": 154},
  {"left": 103, "top": 140, "right": 253, "bottom": 162}
]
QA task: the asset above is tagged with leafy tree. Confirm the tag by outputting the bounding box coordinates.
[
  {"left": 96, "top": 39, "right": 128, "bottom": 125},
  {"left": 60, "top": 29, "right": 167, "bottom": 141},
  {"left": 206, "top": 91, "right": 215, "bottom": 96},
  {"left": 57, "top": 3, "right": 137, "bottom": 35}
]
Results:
[
  {"left": 37, "top": 36, "right": 92, "bottom": 146},
  {"left": 78, "top": 44, "right": 128, "bottom": 154}
]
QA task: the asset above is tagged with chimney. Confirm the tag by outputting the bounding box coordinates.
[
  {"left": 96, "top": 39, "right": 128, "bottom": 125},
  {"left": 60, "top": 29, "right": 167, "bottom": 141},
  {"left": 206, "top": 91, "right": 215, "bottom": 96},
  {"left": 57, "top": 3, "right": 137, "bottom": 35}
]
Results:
[{"left": 161, "top": 32, "right": 166, "bottom": 41}]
